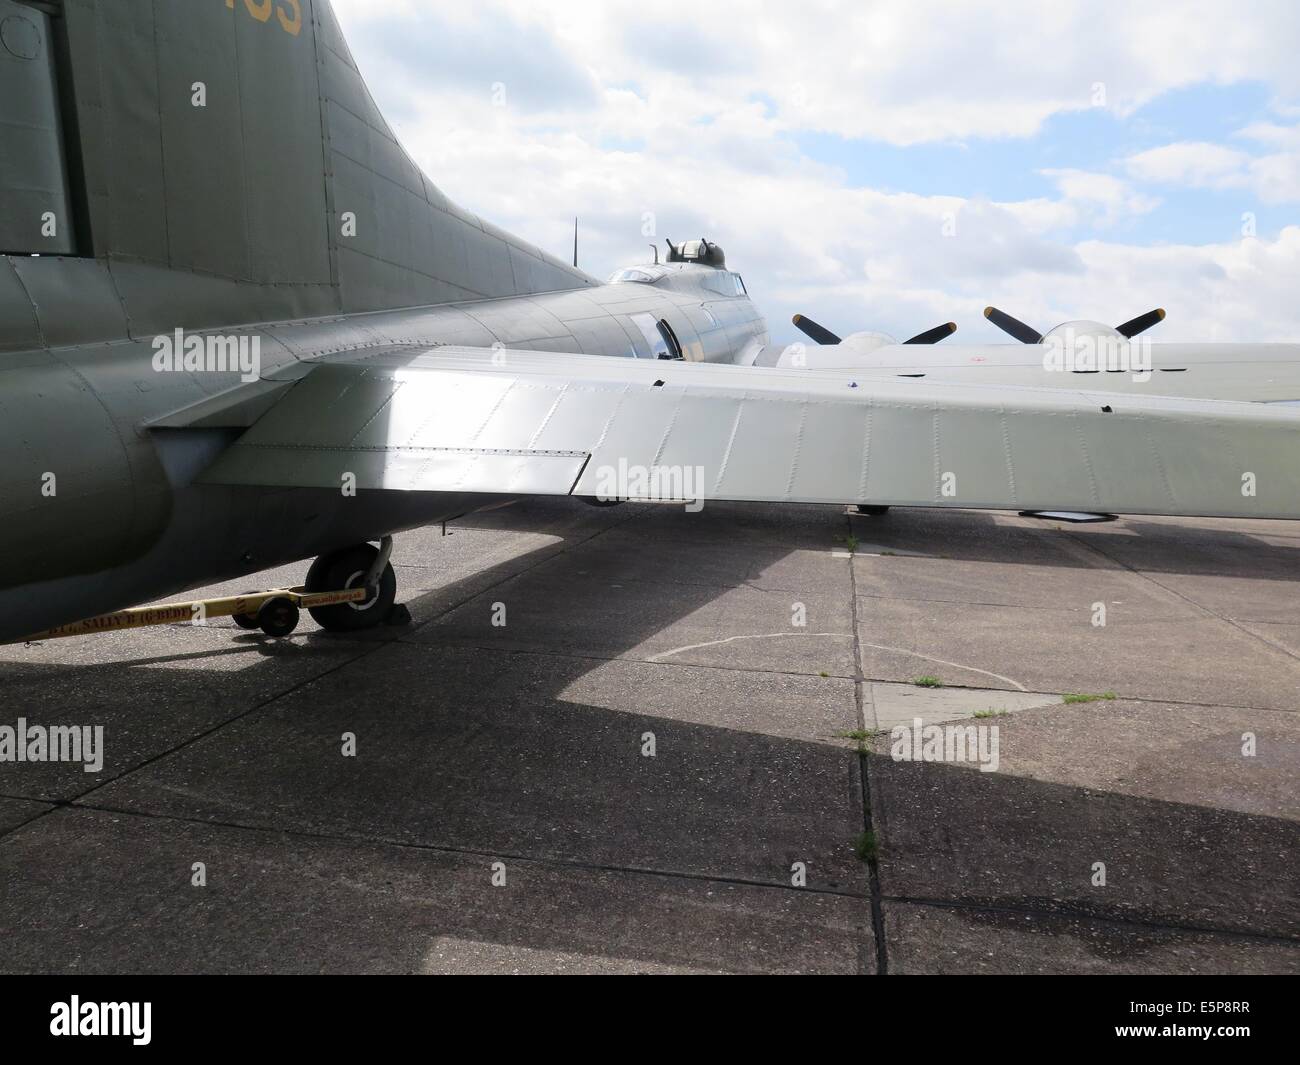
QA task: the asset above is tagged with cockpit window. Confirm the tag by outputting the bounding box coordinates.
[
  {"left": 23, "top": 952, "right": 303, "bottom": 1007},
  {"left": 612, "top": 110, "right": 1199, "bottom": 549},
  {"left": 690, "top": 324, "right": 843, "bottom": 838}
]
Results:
[
  {"left": 629, "top": 312, "right": 682, "bottom": 358},
  {"left": 607, "top": 268, "right": 658, "bottom": 284},
  {"left": 702, "top": 271, "right": 748, "bottom": 297}
]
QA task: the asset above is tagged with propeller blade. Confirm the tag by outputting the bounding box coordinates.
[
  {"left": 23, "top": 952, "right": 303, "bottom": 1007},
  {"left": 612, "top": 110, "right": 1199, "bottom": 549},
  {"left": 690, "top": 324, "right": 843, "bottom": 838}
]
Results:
[
  {"left": 1116, "top": 307, "right": 1165, "bottom": 338},
  {"left": 791, "top": 314, "right": 841, "bottom": 345},
  {"left": 904, "top": 321, "right": 957, "bottom": 345},
  {"left": 984, "top": 306, "right": 1043, "bottom": 344}
]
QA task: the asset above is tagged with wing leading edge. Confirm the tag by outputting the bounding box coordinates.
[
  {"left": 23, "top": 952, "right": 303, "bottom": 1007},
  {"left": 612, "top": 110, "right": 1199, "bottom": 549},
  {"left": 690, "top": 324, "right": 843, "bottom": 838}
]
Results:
[{"left": 194, "top": 347, "right": 1300, "bottom": 519}]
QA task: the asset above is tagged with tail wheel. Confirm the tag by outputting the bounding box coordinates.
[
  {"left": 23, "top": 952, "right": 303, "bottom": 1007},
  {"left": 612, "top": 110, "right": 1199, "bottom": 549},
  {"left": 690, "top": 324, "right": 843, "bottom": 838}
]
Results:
[{"left": 305, "top": 544, "right": 397, "bottom": 632}]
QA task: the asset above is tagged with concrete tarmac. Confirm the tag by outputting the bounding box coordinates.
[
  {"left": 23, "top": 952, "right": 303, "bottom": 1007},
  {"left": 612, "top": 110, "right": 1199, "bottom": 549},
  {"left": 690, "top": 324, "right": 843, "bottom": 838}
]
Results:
[{"left": 0, "top": 500, "right": 1296, "bottom": 973}]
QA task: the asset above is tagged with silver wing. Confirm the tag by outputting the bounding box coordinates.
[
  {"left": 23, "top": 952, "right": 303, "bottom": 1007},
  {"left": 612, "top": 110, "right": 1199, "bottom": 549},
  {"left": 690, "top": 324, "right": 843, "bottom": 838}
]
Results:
[{"left": 190, "top": 346, "right": 1300, "bottom": 519}]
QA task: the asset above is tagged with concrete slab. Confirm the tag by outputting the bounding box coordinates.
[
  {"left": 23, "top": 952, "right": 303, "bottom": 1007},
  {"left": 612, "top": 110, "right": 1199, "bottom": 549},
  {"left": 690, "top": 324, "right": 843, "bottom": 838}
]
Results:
[
  {"left": 0, "top": 807, "right": 869, "bottom": 974},
  {"left": 1237, "top": 621, "right": 1300, "bottom": 659},
  {"left": 0, "top": 797, "right": 52, "bottom": 835},
  {"left": 853, "top": 544, "right": 1172, "bottom": 614},
  {"left": 884, "top": 901, "right": 1300, "bottom": 975},
  {"left": 544, "top": 530, "right": 855, "bottom": 597},
  {"left": 1062, "top": 515, "right": 1300, "bottom": 584},
  {"left": 866, "top": 711, "right": 1300, "bottom": 938},
  {"left": 953, "top": 698, "right": 1300, "bottom": 820},
  {"left": 419, "top": 558, "right": 858, "bottom": 677},
  {"left": 86, "top": 642, "right": 867, "bottom": 892},
  {"left": 420, "top": 939, "right": 724, "bottom": 974},
  {"left": 0, "top": 624, "right": 367, "bottom": 801},
  {"left": 867, "top": 682, "right": 1063, "bottom": 730},
  {"left": 857, "top": 597, "right": 1300, "bottom": 709}
]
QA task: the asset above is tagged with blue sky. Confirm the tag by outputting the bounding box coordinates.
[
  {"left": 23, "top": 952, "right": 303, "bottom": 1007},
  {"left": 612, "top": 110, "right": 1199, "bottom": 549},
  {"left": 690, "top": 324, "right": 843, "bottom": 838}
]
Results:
[
  {"left": 794, "top": 81, "right": 1286, "bottom": 246},
  {"left": 332, "top": 0, "right": 1300, "bottom": 344}
]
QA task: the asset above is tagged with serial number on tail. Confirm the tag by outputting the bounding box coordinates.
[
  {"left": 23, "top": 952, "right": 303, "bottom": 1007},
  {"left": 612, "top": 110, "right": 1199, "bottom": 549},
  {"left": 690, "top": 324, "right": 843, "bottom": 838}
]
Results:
[{"left": 225, "top": 0, "right": 301, "bottom": 37}]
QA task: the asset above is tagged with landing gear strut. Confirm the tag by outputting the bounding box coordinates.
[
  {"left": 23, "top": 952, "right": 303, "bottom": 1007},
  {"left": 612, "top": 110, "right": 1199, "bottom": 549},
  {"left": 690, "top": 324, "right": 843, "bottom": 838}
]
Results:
[{"left": 304, "top": 537, "right": 400, "bottom": 632}]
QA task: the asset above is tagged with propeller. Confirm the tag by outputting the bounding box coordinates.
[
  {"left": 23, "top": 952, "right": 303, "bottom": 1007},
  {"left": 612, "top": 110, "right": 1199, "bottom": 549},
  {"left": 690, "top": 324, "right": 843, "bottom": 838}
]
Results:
[
  {"left": 791, "top": 314, "right": 956, "bottom": 346},
  {"left": 904, "top": 321, "right": 957, "bottom": 345},
  {"left": 983, "top": 306, "right": 1042, "bottom": 344},
  {"left": 984, "top": 305, "right": 1166, "bottom": 343},
  {"left": 791, "top": 314, "right": 841, "bottom": 345},
  {"left": 1115, "top": 307, "right": 1166, "bottom": 338}
]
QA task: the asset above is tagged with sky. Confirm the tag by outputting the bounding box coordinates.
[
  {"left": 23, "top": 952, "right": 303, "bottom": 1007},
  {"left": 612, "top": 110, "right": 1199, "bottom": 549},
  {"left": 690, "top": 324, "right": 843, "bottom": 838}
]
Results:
[{"left": 329, "top": 0, "right": 1300, "bottom": 344}]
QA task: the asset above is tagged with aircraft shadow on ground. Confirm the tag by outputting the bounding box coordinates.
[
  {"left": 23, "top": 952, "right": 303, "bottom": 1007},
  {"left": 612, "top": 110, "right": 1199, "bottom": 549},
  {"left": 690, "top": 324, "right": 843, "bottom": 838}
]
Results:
[{"left": 0, "top": 499, "right": 1296, "bottom": 972}]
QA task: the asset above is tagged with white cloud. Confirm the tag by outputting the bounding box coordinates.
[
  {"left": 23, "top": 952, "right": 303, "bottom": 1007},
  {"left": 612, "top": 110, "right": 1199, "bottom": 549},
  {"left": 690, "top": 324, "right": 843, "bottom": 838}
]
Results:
[
  {"left": 332, "top": 0, "right": 1300, "bottom": 145},
  {"left": 1029, "top": 170, "right": 1160, "bottom": 229},
  {"left": 1126, "top": 142, "right": 1251, "bottom": 187},
  {"left": 1236, "top": 123, "right": 1300, "bottom": 203},
  {"left": 1065, "top": 227, "right": 1300, "bottom": 340},
  {"left": 324, "top": 0, "right": 1300, "bottom": 344},
  {"left": 1124, "top": 131, "right": 1300, "bottom": 203}
]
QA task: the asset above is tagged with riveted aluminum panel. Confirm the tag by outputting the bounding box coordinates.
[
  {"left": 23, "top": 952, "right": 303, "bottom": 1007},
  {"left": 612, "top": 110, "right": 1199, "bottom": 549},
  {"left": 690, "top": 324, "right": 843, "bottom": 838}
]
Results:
[
  {"left": 208, "top": 444, "right": 587, "bottom": 495},
  {"left": 0, "top": 257, "right": 42, "bottom": 352},
  {"left": 0, "top": 0, "right": 74, "bottom": 254},
  {"left": 787, "top": 400, "right": 873, "bottom": 502},
  {"left": 527, "top": 382, "right": 626, "bottom": 452},
  {"left": 931, "top": 407, "right": 1019, "bottom": 509},
  {"left": 96, "top": 0, "right": 167, "bottom": 263},
  {"left": 863, "top": 402, "right": 937, "bottom": 503},
  {"left": 153, "top": 0, "right": 249, "bottom": 279},
  {"left": 236, "top": 3, "right": 331, "bottom": 285},
  {"left": 10, "top": 255, "right": 129, "bottom": 348}
]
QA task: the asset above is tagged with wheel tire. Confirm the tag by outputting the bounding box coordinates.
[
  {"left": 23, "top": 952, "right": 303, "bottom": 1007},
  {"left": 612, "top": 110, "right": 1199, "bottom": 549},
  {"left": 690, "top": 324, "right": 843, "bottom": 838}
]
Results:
[
  {"left": 856, "top": 504, "right": 890, "bottom": 515},
  {"left": 257, "top": 597, "right": 300, "bottom": 637},
  {"left": 231, "top": 591, "right": 263, "bottom": 629},
  {"left": 305, "top": 544, "right": 397, "bottom": 632}
]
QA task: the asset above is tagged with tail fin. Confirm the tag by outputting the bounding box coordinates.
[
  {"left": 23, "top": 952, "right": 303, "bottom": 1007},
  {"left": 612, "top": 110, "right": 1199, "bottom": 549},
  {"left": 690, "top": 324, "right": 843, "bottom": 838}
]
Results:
[{"left": 4, "top": 0, "right": 589, "bottom": 327}]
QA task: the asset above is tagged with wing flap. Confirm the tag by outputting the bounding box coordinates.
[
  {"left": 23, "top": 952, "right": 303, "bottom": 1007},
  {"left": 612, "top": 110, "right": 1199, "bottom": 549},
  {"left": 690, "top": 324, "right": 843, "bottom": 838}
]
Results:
[{"left": 204, "top": 444, "right": 588, "bottom": 494}]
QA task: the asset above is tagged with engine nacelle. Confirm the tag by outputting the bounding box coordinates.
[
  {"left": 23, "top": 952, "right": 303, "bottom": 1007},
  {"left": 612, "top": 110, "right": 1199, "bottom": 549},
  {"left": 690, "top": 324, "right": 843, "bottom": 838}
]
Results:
[
  {"left": 1040, "top": 320, "right": 1149, "bottom": 375},
  {"left": 750, "top": 331, "right": 899, "bottom": 369},
  {"left": 1041, "top": 320, "right": 1124, "bottom": 344}
]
